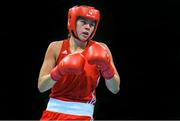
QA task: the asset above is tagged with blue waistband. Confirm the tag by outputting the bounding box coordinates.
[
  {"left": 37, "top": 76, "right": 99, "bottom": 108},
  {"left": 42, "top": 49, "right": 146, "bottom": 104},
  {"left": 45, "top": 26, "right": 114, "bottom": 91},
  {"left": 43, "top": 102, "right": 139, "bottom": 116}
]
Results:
[{"left": 46, "top": 98, "right": 94, "bottom": 117}]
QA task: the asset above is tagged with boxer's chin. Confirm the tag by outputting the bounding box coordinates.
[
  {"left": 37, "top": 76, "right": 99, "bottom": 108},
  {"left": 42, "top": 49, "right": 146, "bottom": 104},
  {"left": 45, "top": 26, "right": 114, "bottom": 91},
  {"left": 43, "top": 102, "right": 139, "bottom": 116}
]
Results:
[{"left": 78, "top": 34, "right": 90, "bottom": 42}]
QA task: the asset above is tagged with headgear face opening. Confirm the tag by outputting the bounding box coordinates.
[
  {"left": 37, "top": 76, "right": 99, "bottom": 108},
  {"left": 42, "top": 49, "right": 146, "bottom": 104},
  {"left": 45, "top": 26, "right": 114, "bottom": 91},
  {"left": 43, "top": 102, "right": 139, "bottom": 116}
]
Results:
[{"left": 68, "top": 5, "right": 100, "bottom": 41}]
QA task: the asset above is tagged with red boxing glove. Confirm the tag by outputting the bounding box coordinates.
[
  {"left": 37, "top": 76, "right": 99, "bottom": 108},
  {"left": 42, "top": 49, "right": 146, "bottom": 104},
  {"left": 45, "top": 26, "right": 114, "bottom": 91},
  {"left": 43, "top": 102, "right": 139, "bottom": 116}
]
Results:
[
  {"left": 50, "top": 53, "right": 85, "bottom": 81},
  {"left": 86, "top": 43, "right": 115, "bottom": 80}
]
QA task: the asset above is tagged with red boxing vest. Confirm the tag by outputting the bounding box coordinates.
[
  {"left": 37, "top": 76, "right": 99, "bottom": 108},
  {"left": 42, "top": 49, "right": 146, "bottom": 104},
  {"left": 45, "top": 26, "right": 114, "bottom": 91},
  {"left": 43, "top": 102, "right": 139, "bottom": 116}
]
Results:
[{"left": 49, "top": 39, "right": 100, "bottom": 104}]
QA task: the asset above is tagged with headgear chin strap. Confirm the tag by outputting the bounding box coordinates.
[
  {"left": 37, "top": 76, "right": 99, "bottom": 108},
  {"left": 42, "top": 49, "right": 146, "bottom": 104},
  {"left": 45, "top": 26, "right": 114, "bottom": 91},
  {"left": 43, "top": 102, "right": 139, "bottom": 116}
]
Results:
[{"left": 68, "top": 5, "right": 100, "bottom": 41}]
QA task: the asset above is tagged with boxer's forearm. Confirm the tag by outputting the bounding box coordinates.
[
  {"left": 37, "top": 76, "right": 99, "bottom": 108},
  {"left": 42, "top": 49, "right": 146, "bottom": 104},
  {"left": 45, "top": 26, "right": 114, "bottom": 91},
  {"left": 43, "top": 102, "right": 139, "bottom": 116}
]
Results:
[
  {"left": 105, "top": 74, "right": 120, "bottom": 94},
  {"left": 38, "top": 74, "right": 56, "bottom": 93}
]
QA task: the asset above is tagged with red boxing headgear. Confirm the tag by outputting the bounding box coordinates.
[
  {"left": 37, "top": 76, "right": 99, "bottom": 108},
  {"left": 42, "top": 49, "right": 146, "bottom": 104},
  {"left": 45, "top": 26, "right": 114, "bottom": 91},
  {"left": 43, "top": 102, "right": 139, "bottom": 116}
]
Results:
[{"left": 68, "top": 5, "right": 100, "bottom": 40}]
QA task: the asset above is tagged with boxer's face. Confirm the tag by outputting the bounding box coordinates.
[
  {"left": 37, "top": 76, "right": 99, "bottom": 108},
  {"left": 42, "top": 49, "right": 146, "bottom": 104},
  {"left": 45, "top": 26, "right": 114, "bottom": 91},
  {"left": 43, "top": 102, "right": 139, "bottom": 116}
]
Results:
[{"left": 76, "top": 17, "right": 96, "bottom": 42}]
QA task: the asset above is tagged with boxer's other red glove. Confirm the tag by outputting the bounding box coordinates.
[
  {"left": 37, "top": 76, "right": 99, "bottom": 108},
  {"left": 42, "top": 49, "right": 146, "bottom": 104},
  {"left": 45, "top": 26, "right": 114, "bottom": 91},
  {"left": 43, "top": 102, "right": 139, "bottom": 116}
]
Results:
[
  {"left": 50, "top": 53, "right": 85, "bottom": 81},
  {"left": 86, "top": 43, "right": 115, "bottom": 80}
]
